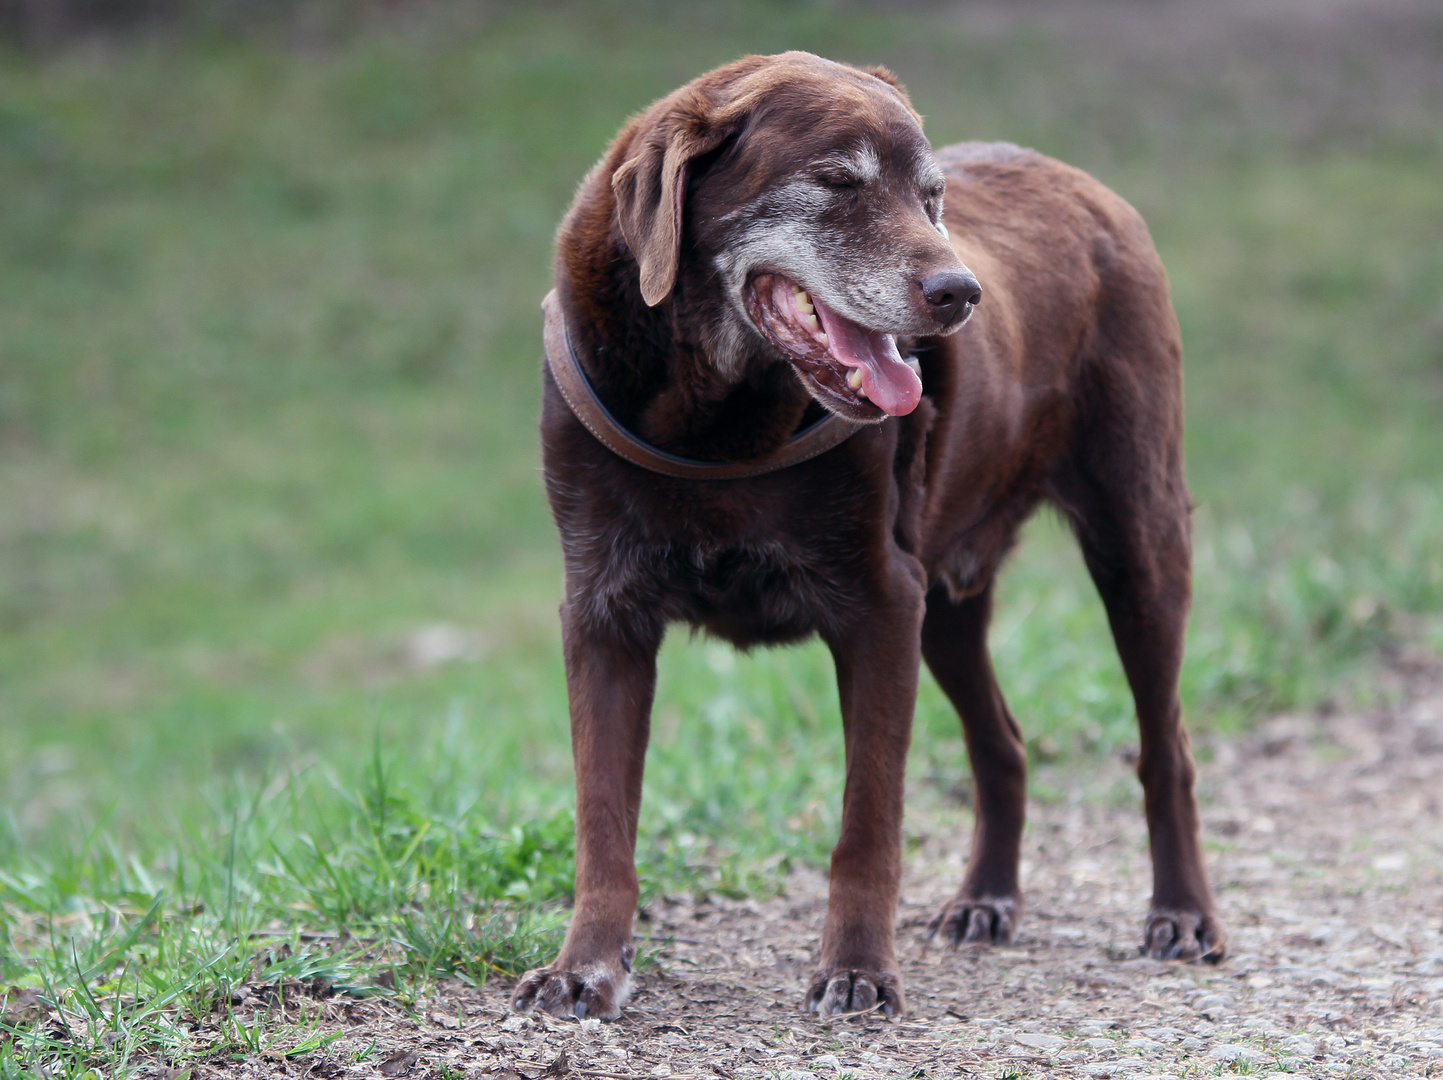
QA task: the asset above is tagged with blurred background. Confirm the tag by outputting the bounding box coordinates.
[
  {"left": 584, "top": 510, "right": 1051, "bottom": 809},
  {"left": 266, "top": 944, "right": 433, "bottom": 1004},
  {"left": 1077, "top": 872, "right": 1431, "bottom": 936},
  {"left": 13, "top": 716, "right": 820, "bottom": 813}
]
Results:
[{"left": 1, "top": 0, "right": 1441, "bottom": 950}]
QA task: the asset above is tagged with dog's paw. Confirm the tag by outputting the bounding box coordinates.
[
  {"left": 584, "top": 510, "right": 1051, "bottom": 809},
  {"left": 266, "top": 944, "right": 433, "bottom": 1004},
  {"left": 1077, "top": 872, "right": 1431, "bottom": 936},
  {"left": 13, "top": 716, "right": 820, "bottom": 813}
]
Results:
[
  {"left": 926, "top": 894, "right": 1020, "bottom": 946},
  {"left": 510, "top": 950, "right": 634, "bottom": 1020},
  {"left": 803, "top": 967, "right": 904, "bottom": 1017},
  {"left": 1142, "top": 907, "right": 1227, "bottom": 963}
]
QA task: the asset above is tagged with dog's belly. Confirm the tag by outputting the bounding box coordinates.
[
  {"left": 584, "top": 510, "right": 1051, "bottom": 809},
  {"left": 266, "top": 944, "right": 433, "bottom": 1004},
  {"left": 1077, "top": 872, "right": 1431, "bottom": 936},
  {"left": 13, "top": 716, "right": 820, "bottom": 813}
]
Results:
[{"left": 921, "top": 498, "right": 1039, "bottom": 598}]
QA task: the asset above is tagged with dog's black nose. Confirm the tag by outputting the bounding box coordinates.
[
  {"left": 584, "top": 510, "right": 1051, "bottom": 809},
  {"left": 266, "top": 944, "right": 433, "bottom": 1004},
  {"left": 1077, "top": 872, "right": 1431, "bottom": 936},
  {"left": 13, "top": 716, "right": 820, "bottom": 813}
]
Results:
[{"left": 921, "top": 270, "right": 983, "bottom": 323}]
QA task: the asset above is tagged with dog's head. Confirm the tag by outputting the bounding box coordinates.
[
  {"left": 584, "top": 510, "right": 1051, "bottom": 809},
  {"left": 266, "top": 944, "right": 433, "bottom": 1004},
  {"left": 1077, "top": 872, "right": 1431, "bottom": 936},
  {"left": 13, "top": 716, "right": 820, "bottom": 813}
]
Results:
[{"left": 610, "top": 51, "right": 979, "bottom": 421}]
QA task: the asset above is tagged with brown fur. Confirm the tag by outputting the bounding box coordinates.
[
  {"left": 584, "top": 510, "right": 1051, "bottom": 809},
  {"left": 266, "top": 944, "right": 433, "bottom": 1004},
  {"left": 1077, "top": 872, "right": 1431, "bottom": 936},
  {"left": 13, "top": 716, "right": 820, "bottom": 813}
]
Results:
[{"left": 512, "top": 52, "right": 1225, "bottom": 1021}]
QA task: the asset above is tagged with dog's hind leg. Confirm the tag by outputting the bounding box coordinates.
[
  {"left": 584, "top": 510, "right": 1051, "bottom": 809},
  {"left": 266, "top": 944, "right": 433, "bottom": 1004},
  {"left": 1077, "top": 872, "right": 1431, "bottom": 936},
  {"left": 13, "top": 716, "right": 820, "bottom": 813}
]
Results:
[
  {"left": 1057, "top": 413, "right": 1227, "bottom": 963},
  {"left": 920, "top": 579, "right": 1028, "bottom": 946},
  {"left": 511, "top": 605, "right": 662, "bottom": 1019}
]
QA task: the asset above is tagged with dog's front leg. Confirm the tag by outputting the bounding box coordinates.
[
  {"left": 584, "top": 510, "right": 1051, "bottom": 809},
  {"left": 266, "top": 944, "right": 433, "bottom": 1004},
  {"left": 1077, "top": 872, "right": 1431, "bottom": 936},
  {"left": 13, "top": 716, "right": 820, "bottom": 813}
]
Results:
[
  {"left": 806, "top": 562, "right": 925, "bottom": 1017},
  {"left": 511, "top": 603, "right": 661, "bottom": 1020}
]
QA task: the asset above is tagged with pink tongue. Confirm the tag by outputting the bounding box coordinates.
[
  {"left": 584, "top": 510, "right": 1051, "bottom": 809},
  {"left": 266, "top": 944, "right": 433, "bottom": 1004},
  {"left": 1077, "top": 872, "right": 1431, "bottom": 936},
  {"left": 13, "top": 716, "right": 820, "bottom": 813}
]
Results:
[{"left": 810, "top": 295, "right": 922, "bottom": 415}]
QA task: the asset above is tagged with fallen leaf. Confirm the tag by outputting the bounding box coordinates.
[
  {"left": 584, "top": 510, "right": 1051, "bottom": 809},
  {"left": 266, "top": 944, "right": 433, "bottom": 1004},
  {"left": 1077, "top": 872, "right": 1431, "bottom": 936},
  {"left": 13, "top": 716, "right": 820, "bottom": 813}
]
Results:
[
  {"left": 1, "top": 987, "right": 42, "bottom": 1028},
  {"left": 377, "top": 1049, "right": 419, "bottom": 1077}
]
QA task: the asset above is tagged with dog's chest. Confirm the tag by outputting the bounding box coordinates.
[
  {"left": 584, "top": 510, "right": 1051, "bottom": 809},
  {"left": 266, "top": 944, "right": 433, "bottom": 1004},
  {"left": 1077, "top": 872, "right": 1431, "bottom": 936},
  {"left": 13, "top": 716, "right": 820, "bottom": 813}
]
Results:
[
  {"left": 655, "top": 539, "right": 856, "bottom": 645},
  {"left": 561, "top": 471, "right": 881, "bottom": 645}
]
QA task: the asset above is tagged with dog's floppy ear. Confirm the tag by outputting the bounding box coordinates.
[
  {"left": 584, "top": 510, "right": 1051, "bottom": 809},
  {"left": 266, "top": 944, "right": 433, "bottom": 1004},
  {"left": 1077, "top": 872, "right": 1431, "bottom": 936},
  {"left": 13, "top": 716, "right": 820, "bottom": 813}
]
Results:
[{"left": 612, "top": 94, "right": 739, "bottom": 307}]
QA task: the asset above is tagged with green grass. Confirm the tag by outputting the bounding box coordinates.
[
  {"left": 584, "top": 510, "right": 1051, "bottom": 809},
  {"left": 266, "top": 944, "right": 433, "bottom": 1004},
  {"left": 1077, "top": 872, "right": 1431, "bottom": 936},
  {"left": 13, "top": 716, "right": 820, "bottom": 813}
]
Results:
[{"left": 2, "top": 1, "right": 1442, "bottom": 1074}]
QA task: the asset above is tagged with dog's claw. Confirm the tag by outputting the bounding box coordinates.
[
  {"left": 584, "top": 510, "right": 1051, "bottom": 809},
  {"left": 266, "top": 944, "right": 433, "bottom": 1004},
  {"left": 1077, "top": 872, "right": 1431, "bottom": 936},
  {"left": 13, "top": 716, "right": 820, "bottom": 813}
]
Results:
[
  {"left": 511, "top": 957, "right": 633, "bottom": 1021},
  {"left": 1142, "top": 908, "right": 1227, "bottom": 964},
  {"left": 821, "top": 973, "right": 873, "bottom": 1015},
  {"left": 961, "top": 908, "right": 998, "bottom": 943},
  {"left": 927, "top": 895, "right": 1020, "bottom": 947},
  {"left": 804, "top": 967, "right": 903, "bottom": 1017}
]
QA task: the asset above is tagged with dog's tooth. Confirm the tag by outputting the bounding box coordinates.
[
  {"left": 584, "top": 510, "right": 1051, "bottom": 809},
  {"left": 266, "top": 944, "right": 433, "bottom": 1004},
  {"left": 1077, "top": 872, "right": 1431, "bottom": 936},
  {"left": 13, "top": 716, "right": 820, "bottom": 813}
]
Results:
[
  {"left": 856, "top": 384, "right": 868, "bottom": 399},
  {"left": 936, "top": 221, "right": 950, "bottom": 240},
  {"left": 847, "top": 367, "right": 863, "bottom": 390},
  {"left": 805, "top": 312, "right": 820, "bottom": 331},
  {"left": 795, "top": 289, "right": 814, "bottom": 314},
  {"left": 817, "top": 331, "right": 828, "bottom": 346}
]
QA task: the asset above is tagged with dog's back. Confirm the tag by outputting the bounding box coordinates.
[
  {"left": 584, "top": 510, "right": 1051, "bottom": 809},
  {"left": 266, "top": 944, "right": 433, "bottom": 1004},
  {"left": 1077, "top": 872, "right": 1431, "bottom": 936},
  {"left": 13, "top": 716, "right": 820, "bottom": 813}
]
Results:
[{"left": 910, "top": 141, "right": 1182, "bottom": 599}]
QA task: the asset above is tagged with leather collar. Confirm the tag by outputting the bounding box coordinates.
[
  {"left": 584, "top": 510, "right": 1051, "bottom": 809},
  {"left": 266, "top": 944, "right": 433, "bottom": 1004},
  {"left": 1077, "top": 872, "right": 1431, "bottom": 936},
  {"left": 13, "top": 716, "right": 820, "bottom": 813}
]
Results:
[{"left": 542, "top": 290, "right": 863, "bottom": 481}]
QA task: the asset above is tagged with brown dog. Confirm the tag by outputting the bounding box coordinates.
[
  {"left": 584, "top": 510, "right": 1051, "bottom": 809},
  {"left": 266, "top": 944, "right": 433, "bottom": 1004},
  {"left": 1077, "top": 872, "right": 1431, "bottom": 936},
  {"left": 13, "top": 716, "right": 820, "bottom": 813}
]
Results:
[{"left": 513, "top": 51, "right": 1225, "bottom": 1020}]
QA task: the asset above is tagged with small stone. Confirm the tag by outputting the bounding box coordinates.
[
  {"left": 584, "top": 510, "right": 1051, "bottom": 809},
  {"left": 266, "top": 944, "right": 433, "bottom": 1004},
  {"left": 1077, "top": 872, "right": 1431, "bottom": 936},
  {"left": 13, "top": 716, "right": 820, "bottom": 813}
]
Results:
[
  {"left": 1192, "top": 993, "right": 1232, "bottom": 1017},
  {"left": 500, "top": 1015, "right": 532, "bottom": 1033},
  {"left": 811, "top": 1055, "right": 841, "bottom": 1070},
  {"left": 1015, "top": 1032, "right": 1066, "bottom": 1051},
  {"left": 650, "top": 1066, "right": 672, "bottom": 1079},
  {"left": 1124, "top": 1038, "right": 1166, "bottom": 1053},
  {"left": 1209, "top": 1044, "right": 1263, "bottom": 1062},
  {"left": 1083, "top": 1038, "right": 1114, "bottom": 1050},
  {"left": 1179, "top": 1036, "right": 1205, "bottom": 1051},
  {"left": 1280, "top": 1035, "right": 1316, "bottom": 1054}
]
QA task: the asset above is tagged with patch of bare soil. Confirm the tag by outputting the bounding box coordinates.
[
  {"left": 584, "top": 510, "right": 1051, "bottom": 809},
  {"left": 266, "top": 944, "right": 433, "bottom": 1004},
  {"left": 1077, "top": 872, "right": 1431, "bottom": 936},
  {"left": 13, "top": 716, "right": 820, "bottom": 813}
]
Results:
[{"left": 202, "top": 661, "right": 1443, "bottom": 1080}]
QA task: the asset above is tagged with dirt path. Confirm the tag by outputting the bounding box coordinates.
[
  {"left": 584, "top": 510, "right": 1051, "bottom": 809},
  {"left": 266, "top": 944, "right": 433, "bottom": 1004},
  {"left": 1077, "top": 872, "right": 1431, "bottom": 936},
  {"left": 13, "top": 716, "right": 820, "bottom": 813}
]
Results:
[{"left": 233, "top": 662, "right": 1443, "bottom": 1079}]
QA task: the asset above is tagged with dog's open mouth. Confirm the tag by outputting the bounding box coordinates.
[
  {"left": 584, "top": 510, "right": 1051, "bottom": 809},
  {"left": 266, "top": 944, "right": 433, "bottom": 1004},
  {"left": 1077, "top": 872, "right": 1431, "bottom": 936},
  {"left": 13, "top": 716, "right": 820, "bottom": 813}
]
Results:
[{"left": 745, "top": 273, "right": 923, "bottom": 419}]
